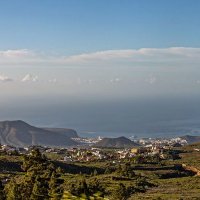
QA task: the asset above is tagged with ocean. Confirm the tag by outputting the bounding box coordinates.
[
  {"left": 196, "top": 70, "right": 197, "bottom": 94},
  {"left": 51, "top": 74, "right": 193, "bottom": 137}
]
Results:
[{"left": 1, "top": 95, "right": 200, "bottom": 139}]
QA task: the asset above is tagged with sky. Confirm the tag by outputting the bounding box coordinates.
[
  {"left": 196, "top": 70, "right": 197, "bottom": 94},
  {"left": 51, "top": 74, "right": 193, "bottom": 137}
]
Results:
[
  {"left": 0, "top": 0, "right": 200, "bottom": 52},
  {"left": 0, "top": 0, "right": 200, "bottom": 135}
]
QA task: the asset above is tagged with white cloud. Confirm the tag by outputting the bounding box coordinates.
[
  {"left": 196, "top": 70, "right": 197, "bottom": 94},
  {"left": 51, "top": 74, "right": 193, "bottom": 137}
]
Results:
[
  {"left": 0, "top": 49, "right": 36, "bottom": 65},
  {"left": 65, "top": 50, "right": 135, "bottom": 62},
  {"left": 0, "top": 74, "right": 13, "bottom": 82},
  {"left": 48, "top": 78, "right": 57, "bottom": 83},
  {"left": 21, "top": 74, "right": 38, "bottom": 82},
  {"left": 1, "top": 47, "right": 200, "bottom": 66},
  {"left": 0, "top": 49, "right": 32, "bottom": 58},
  {"left": 146, "top": 75, "right": 157, "bottom": 84},
  {"left": 110, "top": 78, "right": 122, "bottom": 83},
  {"left": 63, "top": 47, "right": 200, "bottom": 64}
]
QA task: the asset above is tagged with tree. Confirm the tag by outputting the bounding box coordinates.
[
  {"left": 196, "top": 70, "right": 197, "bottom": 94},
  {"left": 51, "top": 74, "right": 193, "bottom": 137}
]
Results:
[
  {"left": 48, "top": 171, "right": 64, "bottom": 200},
  {"left": 68, "top": 177, "right": 93, "bottom": 198},
  {"left": 133, "top": 155, "right": 144, "bottom": 164},
  {"left": 0, "top": 180, "right": 5, "bottom": 200},
  {"left": 135, "top": 176, "right": 154, "bottom": 192},
  {"left": 5, "top": 179, "right": 21, "bottom": 200},
  {"left": 5, "top": 148, "right": 64, "bottom": 200},
  {"left": 116, "top": 162, "right": 135, "bottom": 178},
  {"left": 112, "top": 183, "right": 128, "bottom": 200},
  {"left": 22, "top": 149, "right": 47, "bottom": 172},
  {"left": 30, "top": 176, "right": 49, "bottom": 200}
]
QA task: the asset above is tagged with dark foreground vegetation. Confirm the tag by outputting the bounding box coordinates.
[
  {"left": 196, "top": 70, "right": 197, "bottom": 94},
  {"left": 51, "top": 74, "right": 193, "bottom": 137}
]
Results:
[{"left": 0, "top": 143, "right": 200, "bottom": 199}]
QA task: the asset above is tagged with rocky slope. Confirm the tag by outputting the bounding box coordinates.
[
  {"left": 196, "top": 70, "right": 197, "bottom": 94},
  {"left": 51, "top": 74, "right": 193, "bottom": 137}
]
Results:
[{"left": 0, "top": 120, "right": 78, "bottom": 147}]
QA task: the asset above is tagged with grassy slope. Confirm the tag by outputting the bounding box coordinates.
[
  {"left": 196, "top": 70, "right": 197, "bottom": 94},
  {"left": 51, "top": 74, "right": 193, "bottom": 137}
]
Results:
[
  {"left": 1, "top": 143, "right": 200, "bottom": 199},
  {"left": 130, "top": 143, "right": 200, "bottom": 199},
  {"left": 133, "top": 176, "right": 200, "bottom": 199},
  {"left": 46, "top": 144, "right": 200, "bottom": 199}
]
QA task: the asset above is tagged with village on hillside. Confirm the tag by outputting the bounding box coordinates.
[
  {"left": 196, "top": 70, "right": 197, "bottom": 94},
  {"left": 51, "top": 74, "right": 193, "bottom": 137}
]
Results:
[{"left": 0, "top": 136, "right": 189, "bottom": 163}]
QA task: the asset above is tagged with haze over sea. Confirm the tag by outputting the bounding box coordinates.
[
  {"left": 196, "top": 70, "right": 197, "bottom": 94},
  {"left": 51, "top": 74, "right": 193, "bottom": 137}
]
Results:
[{"left": 1, "top": 94, "right": 200, "bottom": 139}]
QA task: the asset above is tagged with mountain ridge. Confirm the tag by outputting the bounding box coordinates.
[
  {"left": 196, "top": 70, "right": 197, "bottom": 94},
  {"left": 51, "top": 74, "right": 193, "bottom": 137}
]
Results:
[{"left": 0, "top": 120, "right": 78, "bottom": 147}]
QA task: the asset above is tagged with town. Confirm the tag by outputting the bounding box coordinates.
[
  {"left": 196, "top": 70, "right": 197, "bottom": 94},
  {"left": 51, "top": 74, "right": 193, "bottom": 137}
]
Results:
[{"left": 0, "top": 136, "right": 188, "bottom": 163}]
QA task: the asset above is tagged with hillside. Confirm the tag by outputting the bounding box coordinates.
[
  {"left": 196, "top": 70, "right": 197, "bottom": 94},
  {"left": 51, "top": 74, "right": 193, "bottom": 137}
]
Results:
[
  {"left": 0, "top": 120, "right": 78, "bottom": 147},
  {"left": 180, "top": 135, "right": 200, "bottom": 144},
  {"left": 43, "top": 128, "right": 78, "bottom": 138},
  {"left": 94, "top": 136, "right": 140, "bottom": 148}
]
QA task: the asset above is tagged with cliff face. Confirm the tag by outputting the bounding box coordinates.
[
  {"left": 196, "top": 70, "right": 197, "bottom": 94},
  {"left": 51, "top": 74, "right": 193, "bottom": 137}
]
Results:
[
  {"left": 43, "top": 128, "right": 78, "bottom": 138},
  {"left": 0, "top": 120, "right": 78, "bottom": 147}
]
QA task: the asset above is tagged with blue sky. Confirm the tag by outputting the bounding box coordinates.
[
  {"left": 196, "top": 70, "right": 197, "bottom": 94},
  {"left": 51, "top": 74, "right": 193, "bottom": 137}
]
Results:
[
  {"left": 1, "top": 0, "right": 200, "bottom": 130},
  {"left": 0, "top": 0, "right": 200, "bottom": 54}
]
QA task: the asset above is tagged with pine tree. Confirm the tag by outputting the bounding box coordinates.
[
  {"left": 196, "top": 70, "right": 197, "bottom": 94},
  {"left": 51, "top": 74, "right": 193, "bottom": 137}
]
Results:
[
  {"left": 0, "top": 180, "right": 5, "bottom": 200},
  {"left": 22, "top": 148, "right": 47, "bottom": 172},
  {"left": 48, "top": 171, "right": 63, "bottom": 200},
  {"left": 30, "top": 176, "right": 49, "bottom": 200},
  {"left": 5, "top": 179, "right": 21, "bottom": 200},
  {"left": 112, "top": 183, "right": 128, "bottom": 200}
]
